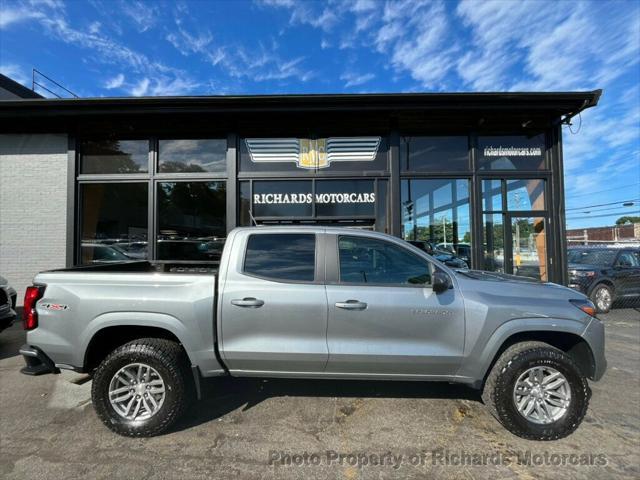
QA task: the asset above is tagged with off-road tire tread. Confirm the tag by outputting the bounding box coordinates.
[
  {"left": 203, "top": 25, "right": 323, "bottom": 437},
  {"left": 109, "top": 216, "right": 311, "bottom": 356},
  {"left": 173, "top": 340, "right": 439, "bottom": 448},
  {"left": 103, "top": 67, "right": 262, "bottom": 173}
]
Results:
[
  {"left": 91, "top": 338, "right": 190, "bottom": 437},
  {"left": 482, "top": 341, "right": 590, "bottom": 441}
]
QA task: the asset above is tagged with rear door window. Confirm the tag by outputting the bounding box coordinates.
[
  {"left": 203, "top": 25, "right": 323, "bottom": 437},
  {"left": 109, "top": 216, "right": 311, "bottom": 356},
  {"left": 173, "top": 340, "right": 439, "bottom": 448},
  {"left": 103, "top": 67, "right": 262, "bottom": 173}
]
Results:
[{"left": 244, "top": 233, "right": 316, "bottom": 282}]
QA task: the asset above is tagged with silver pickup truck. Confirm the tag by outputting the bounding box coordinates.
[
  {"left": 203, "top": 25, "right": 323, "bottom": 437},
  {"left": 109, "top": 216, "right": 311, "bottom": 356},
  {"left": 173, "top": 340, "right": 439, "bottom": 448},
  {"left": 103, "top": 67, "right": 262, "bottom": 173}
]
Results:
[{"left": 20, "top": 227, "right": 606, "bottom": 440}]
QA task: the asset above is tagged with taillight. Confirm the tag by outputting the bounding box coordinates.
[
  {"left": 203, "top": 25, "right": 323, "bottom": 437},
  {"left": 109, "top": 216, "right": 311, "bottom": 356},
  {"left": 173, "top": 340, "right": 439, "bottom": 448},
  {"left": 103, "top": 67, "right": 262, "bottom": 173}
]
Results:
[
  {"left": 23, "top": 286, "right": 45, "bottom": 330},
  {"left": 570, "top": 299, "right": 596, "bottom": 317}
]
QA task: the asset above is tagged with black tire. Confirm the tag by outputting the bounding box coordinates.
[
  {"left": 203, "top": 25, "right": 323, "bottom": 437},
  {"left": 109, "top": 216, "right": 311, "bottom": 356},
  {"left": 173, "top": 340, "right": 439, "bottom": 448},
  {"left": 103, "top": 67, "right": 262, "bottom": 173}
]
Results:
[
  {"left": 590, "top": 283, "right": 614, "bottom": 314},
  {"left": 482, "top": 341, "right": 590, "bottom": 441},
  {"left": 91, "top": 338, "right": 190, "bottom": 437}
]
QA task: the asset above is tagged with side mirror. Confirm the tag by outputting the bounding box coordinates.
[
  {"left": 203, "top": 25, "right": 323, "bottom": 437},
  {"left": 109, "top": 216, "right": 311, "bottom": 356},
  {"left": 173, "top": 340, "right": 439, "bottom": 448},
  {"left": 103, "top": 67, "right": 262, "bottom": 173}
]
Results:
[
  {"left": 432, "top": 270, "right": 451, "bottom": 293},
  {"left": 425, "top": 244, "right": 434, "bottom": 254}
]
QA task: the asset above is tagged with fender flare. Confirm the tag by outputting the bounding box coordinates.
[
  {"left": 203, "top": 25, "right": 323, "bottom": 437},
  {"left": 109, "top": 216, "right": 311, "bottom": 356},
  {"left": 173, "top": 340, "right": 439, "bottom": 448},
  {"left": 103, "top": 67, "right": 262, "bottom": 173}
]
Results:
[
  {"left": 461, "top": 317, "right": 590, "bottom": 387},
  {"left": 79, "top": 311, "right": 195, "bottom": 366}
]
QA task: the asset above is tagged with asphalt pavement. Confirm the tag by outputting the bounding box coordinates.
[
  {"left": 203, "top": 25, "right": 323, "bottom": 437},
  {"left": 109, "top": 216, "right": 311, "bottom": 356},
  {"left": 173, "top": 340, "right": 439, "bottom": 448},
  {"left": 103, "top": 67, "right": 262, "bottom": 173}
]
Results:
[{"left": 0, "top": 308, "right": 638, "bottom": 479}]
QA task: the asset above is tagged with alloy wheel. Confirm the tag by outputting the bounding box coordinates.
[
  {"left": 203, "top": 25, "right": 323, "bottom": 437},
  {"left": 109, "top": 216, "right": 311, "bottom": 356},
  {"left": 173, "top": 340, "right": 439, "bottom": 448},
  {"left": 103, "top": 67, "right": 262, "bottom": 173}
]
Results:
[
  {"left": 513, "top": 366, "right": 571, "bottom": 424},
  {"left": 108, "top": 363, "right": 166, "bottom": 421}
]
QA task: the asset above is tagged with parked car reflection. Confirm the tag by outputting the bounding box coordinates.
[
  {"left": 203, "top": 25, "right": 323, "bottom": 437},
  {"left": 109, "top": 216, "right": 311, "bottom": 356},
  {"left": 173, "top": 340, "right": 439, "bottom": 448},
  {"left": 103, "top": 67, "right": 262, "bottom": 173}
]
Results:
[
  {"left": 81, "top": 243, "right": 132, "bottom": 264},
  {"left": 407, "top": 240, "right": 469, "bottom": 268}
]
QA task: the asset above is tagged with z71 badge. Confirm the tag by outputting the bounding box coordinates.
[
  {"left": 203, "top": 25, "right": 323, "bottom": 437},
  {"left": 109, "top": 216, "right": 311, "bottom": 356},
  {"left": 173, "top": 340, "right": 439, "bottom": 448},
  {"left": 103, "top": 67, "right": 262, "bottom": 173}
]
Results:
[{"left": 41, "top": 303, "right": 69, "bottom": 311}]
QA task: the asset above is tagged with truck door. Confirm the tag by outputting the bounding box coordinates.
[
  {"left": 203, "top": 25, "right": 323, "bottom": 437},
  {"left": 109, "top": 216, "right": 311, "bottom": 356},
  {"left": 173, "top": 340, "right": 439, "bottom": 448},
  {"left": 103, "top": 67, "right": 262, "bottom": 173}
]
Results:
[
  {"left": 324, "top": 233, "right": 465, "bottom": 377},
  {"left": 219, "top": 231, "right": 328, "bottom": 374}
]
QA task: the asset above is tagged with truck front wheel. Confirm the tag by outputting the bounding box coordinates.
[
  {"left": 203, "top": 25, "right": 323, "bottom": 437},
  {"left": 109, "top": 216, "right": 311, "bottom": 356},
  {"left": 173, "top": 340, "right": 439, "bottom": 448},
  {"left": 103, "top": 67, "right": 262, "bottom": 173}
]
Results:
[
  {"left": 91, "top": 338, "right": 190, "bottom": 437},
  {"left": 482, "top": 341, "right": 590, "bottom": 440}
]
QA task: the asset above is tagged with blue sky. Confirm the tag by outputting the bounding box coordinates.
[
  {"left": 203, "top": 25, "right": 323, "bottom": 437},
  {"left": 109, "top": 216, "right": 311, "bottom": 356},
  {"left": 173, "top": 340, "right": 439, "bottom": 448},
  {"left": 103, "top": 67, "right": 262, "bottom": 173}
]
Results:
[{"left": 1, "top": 0, "right": 638, "bottom": 229}]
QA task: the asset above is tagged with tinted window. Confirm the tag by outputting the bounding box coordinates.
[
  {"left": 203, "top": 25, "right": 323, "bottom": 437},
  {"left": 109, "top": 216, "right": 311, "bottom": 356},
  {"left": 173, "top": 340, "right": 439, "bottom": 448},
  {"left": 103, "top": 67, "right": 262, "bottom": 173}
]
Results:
[
  {"left": 80, "top": 183, "right": 148, "bottom": 264},
  {"left": 478, "top": 134, "right": 546, "bottom": 171},
  {"left": 617, "top": 252, "right": 639, "bottom": 267},
  {"left": 339, "top": 236, "right": 431, "bottom": 285},
  {"left": 400, "top": 136, "right": 469, "bottom": 172},
  {"left": 157, "top": 181, "right": 226, "bottom": 261},
  {"left": 81, "top": 139, "right": 148, "bottom": 174},
  {"left": 244, "top": 234, "right": 316, "bottom": 281},
  {"left": 567, "top": 249, "right": 617, "bottom": 266},
  {"left": 158, "top": 139, "right": 226, "bottom": 173}
]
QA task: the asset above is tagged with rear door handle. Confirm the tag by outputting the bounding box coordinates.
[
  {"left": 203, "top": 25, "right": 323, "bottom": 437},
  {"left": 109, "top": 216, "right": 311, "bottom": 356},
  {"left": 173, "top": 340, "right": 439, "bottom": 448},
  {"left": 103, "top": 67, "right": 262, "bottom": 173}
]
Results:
[
  {"left": 335, "top": 300, "right": 367, "bottom": 310},
  {"left": 231, "top": 297, "right": 264, "bottom": 308}
]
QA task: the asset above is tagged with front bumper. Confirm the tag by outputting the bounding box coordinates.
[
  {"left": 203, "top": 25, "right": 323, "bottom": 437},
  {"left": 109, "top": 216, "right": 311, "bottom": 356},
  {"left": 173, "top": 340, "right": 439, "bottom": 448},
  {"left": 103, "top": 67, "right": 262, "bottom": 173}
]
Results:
[{"left": 19, "top": 345, "right": 60, "bottom": 376}]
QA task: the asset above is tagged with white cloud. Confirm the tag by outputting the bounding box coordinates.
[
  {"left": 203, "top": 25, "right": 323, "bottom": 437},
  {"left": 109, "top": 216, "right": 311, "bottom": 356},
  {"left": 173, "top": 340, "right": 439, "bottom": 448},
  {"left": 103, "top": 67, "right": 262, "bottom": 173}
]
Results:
[
  {"left": 0, "top": 63, "right": 30, "bottom": 85},
  {"left": 0, "top": 5, "right": 43, "bottom": 28},
  {"left": 5, "top": 0, "right": 201, "bottom": 96},
  {"left": 256, "top": 0, "right": 339, "bottom": 32},
  {"left": 130, "top": 78, "right": 150, "bottom": 96},
  {"left": 104, "top": 73, "right": 125, "bottom": 89},
  {"left": 119, "top": 0, "right": 158, "bottom": 33},
  {"left": 340, "top": 71, "right": 375, "bottom": 88}
]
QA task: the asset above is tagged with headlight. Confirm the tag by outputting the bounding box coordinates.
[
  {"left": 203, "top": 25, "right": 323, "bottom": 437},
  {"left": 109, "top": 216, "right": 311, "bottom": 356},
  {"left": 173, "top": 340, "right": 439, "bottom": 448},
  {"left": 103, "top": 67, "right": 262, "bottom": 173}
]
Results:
[{"left": 573, "top": 270, "right": 596, "bottom": 278}]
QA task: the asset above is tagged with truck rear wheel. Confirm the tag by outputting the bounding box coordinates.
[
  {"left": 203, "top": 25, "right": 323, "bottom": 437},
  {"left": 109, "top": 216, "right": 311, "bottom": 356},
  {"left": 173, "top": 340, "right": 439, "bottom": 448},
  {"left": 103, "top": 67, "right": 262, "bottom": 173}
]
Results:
[
  {"left": 482, "top": 341, "right": 590, "bottom": 440},
  {"left": 91, "top": 338, "right": 190, "bottom": 437}
]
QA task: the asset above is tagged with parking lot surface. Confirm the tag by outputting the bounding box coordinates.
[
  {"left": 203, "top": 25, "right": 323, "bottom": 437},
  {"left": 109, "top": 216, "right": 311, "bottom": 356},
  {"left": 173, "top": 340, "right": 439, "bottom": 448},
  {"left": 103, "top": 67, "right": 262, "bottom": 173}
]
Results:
[{"left": 1, "top": 309, "right": 638, "bottom": 479}]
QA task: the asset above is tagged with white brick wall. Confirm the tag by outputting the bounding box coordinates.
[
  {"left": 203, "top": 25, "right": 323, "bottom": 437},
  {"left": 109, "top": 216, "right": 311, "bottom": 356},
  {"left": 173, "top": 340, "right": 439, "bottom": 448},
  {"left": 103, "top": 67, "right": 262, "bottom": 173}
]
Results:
[{"left": 0, "top": 134, "right": 69, "bottom": 306}]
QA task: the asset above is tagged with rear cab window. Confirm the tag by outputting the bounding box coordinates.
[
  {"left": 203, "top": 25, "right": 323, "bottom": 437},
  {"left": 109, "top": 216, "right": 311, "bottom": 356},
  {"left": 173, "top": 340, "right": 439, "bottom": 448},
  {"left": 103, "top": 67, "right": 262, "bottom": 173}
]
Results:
[{"left": 243, "top": 233, "right": 316, "bottom": 282}]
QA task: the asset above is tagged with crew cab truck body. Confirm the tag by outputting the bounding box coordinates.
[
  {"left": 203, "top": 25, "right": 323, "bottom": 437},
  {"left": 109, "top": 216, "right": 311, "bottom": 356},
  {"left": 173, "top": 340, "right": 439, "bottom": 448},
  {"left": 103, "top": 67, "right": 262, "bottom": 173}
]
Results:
[{"left": 20, "top": 227, "right": 606, "bottom": 440}]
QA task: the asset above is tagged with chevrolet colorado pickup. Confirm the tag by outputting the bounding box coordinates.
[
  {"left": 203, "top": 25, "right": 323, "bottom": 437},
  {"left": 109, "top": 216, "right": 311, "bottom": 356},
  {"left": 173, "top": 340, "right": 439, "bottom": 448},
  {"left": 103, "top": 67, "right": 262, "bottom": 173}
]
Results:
[{"left": 20, "top": 227, "right": 606, "bottom": 440}]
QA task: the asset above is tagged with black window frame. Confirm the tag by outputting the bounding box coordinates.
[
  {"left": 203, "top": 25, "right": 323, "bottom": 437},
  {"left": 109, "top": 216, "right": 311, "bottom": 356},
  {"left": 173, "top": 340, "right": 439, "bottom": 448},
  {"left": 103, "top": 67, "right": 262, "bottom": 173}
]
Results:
[
  {"left": 75, "top": 136, "right": 228, "bottom": 265},
  {"left": 241, "top": 233, "right": 319, "bottom": 284}
]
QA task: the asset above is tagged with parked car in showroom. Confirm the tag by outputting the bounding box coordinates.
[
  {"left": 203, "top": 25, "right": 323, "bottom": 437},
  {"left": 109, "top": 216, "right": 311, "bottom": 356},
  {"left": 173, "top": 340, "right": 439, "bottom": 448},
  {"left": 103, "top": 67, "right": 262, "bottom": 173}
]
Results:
[
  {"left": 20, "top": 227, "right": 605, "bottom": 440},
  {"left": 568, "top": 246, "right": 640, "bottom": 313},
  {"left": 0, "top": 275, "right": 17, "bottom": 332}
]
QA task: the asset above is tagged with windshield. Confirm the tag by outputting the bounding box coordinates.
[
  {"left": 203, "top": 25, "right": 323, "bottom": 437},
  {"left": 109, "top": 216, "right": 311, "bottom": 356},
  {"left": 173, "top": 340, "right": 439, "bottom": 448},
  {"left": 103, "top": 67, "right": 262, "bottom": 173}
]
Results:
[{"left": 568, "top": 249, "right": 616, "bottom": 266}]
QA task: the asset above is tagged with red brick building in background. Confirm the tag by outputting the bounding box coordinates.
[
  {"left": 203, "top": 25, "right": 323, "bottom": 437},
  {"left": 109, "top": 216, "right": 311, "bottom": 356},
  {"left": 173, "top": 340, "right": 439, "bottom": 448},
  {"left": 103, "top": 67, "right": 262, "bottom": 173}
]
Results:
[{"left": 567, "top": 223, "right": 640, "bottom": 245}]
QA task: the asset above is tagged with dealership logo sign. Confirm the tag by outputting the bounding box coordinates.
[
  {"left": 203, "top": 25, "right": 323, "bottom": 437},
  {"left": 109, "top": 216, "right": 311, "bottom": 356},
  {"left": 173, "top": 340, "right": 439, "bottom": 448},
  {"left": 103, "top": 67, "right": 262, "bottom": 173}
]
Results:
[
  {"left": 253, "top": 192, "right": 375, "bottom": 205},
  {"left": 246, "top": 137, "right": 381, "bottom": 169}
]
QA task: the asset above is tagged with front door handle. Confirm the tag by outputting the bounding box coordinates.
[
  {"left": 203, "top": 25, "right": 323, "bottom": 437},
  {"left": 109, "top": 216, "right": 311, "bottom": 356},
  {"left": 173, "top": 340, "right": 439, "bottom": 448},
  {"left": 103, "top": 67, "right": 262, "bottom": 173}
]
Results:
[
  {"left": 231, "top": 297, "right": 264, "bottom": 308},
  {"left": 335, "top": 300, "right": 367, "bottom": 310}
]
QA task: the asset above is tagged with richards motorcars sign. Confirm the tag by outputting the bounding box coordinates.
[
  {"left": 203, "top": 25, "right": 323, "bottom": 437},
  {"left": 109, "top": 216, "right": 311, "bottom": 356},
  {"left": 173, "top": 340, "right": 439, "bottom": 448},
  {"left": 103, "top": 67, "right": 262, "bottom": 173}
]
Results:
[{"left": 253, "top": 192, "right": 375, "bottom": 205}]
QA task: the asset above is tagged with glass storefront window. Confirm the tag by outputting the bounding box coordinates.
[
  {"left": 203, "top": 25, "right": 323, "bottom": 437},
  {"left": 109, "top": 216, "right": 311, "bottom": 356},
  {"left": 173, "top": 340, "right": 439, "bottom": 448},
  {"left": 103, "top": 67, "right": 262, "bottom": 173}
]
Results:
[
  {"left": 158, "top": 139, "right": 226, "bottom": 173},
  {"left": 401, "top": 179, "right": 472, "bottom": 253},
  {"left": 506, "top": 179, "right": 545, "bottom": 211},
  {"left": 478, "top": 134, "right": 546, "bottom": 170},
  {"left": 81, "top": 139, "right": 149, "bottom": 174},
  {"left": 80, "top": 183, "right": 148, "bottom": 264},
  {"left": 400, "top": 136, "right": 469, "bottom": 172},
  {"left": 483, "top": 213, "right": 504, "bottom": 272},
  {"left": 511, "top": 216, "right": 548, "bottom": 281},
  {"left": 482, "top": 180, "right": 502, "bottom": 211},
  {"left": 157, "top": 181, "right": 226, "bottom": 261}
]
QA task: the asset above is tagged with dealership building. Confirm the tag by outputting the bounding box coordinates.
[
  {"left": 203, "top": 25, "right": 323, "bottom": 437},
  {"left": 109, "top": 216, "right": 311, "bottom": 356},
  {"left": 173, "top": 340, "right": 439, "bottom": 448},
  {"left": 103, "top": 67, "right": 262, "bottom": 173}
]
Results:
[{"left": 0, "top": 74, "right": 601, "bottom": 303}]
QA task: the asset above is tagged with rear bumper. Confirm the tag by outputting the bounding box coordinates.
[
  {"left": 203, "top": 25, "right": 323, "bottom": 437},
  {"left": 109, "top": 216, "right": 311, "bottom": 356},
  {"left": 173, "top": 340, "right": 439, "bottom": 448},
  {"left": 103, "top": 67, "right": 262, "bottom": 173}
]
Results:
[{"left": 19, "top": 345, "right": 60, "bottom": 376}]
